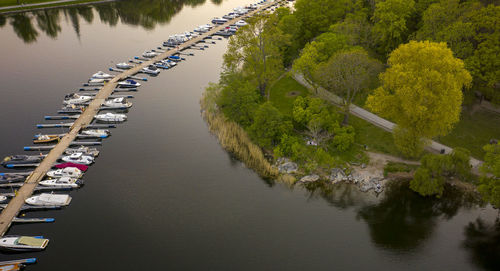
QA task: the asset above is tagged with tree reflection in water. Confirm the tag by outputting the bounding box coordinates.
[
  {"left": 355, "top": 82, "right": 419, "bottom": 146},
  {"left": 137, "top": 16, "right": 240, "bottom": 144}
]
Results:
[
  {"left": 463, "top": 218, "right": 500, "bottom": 271},
  {"left": 0, "top": 0, "right": 225, "bottom": 43}
]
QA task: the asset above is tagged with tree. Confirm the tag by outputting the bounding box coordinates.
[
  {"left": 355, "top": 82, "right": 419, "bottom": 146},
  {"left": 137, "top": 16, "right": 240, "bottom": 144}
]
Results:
[
  {"left": 366, "top": 41, "right": 472, "bottom": 157},
  {"left": 223, "top": 13, "right": 288, "bottom": 99},
  {"left": 372, "top": 0, "right": 416, "bottom": 55},
  {"left": 293, "top": 32, "right": 350, "bottom": 93},
  {"left": 249, "top": 102, "right": 292, "bottom": 148},
  {"left": 410, "top": 154, "right": 452, "bottom": 197},
  {"left": 316, "top": 48, "right": 382, "bottom": 124},
  {"left": 478, "top": 142, "right": 500, "bottom": 208}
]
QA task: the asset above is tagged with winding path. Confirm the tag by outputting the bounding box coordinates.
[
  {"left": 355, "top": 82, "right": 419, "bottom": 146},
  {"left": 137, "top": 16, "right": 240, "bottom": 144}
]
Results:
[{"left": 293, "top": 74, "right": 483, "bottom": 169}]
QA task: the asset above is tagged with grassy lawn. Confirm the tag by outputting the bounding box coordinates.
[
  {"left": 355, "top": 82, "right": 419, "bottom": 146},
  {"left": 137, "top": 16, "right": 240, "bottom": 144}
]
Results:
[
  {"left": 438, "top": 107, "right": 500, "bottom": 159},
  {"left": 269, "top": 74, "right": 308, "bottom": 116},
  {"left": 349, "top": 115, "right": 401, "bottom": 157}
]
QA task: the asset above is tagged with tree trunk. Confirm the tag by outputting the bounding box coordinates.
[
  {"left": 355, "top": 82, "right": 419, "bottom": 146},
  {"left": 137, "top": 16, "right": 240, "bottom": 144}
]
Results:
[
  {"left": 342, "top": 104, "right": 350, "bottom": 125},
  {"left": 259, "top": 82, "right": 266, "bottom": 97}
]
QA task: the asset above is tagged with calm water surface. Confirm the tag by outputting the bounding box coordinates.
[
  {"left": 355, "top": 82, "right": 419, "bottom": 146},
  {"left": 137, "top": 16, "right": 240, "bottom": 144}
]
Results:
[{"left": 0, "top": 1, "right": 499, "bottom": 270}]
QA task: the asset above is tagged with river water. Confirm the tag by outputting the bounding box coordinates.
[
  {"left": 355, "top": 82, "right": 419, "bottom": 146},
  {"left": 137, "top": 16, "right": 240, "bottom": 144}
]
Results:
[{"left": 0, "top": 0, "right": 498, "bottom": 270}]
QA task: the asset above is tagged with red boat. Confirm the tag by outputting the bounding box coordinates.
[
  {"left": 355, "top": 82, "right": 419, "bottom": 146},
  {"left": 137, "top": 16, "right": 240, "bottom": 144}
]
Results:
[{"left": 54, "top": 163, "right": 88, "bottom": 172}]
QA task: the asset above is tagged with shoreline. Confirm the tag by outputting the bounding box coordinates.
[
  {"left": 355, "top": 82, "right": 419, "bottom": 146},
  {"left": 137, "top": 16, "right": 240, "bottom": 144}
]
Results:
[{"left": 0, "top": 0, "right": 119, "bottom": 15}]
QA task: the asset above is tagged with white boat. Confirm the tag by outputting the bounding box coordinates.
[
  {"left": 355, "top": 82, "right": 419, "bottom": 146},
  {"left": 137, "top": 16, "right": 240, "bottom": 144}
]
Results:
[
  {"left": 142, "top": 65, "right": 160, "bottom": 75},
  {"left": 91, "top": 71, "right": 114, "bottom": 79},
  {"left": 223, "top": 13, "right": 238, "bottom": 20},
  {"left": 64, "top": 94, "right": 92, "bottom": 105},
  {"left": 211, "top": 17, "right": 228, "bottom": 24},
  {"left": 102, "top": 97, "right": 133, "bottom": 109},
  {"left": 142, "top": 51, "right": 159, "bottom": 58},
  {"left": 87, "top": 78, "right": 106, "bottom": 85},
  {"left": 116, "top": 62, "right": 133, "bottom": 69},
  {"left": 46, "top": 167, "right": 83, "bottom": 178},
  {"left": 39, "top": 177, "right": 82, "bottom": 188},
  {"left": 0, "top": 195, "right": 7, "bottom": 203},
  {"left": 65, "top": 146, "right": 99, "bottom": 157},
  {"left": 80, "top": 129, "right": 110, "bottom": 137},
  {"left": 25, "top": 193, "right": 72, "bottom": 206},
  {"left": 234, "top": 7, "right": 249, "bottom": 15},
  {"left": 194, "top": 26, "right": 209, "bottom": 33},
  {"left": 235, "top": 20, "right": 247, "bottom": 27},
  {"left": 95, "top": 112, "right": 127, "bottom": 122},
  {"left": 118, "top": 79, "right": 141, "bottom": 88},
  {"left": 0, "top": 236, "right": 49, "bottom": 252},
  {"left": 61, "top": 153, "right": 94, "bottom": 165}
]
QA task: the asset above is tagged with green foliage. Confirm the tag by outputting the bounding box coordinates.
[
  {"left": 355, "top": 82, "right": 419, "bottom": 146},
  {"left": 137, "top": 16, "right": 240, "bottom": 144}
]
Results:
[
  {"left": 249, "top": 102, "right": 293, "bottom": 148},
  {"left": 330, "top": 12, "right": 373, "bottom": 49},
  {"left": 478, "top": 176, "right": 500, "bottom": 208},
  {"left": 292, "top": 96, "right": 341, "bottom": 142},
  {"left": 372, "top": 0, "right": 416, "bottom": 55},
  {"left": 411, "top": 167, "right": 446, "bottom": 197},
  {"left": 383, "top": 162, "right": 417, "bottom": 177},
  {"left": 367, "top": 41, "right": 472, "bottom": 157},
  {"left": 393, "top": 126, "right": 427, "bottom": 158},
  {"left": 331, "top": 125, "right": 355, "bottom": 152},
  {"left": 450, "top": 147, "right": 472, "bottom": 180},
  {"left": 273, "top": 134, "right": 302, "bottom": 158},
  {"left": 477, "top": 142, "right": 500, "bottom": 208},
  {"left": 217, "top": 74, "right": 260, "bottom": 127},
  {"left": 482, "top": 143, "right": 500, "bottom": 177}
]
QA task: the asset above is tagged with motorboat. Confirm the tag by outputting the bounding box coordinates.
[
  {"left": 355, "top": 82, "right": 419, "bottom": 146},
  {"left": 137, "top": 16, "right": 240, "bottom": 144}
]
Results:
[
  {"left": 33, "top": 134, "right": 61, "bottom": 144},
  {"left": 80, "top": 129, "right": 110, "bottom": 137},
  {"left": 95, "top": 112, "right": 127, "bottom": 122},
  {"left": 118, "top": 79, "right": 141, "bottom": 88},
  {"left": 39, "top": 177, "right": 83, "bottom": 188},
  {"left": 64, "top": 146, "right": 99, "bottom": 157},
  {"left": 91, "top": 71, "right": 114, "bottom": 80},
  {"left": 142, "top": 65, "right": 160, "bottom": 75},
  {"left": 87, "top": 78, "right": 106, "bottom": 85},
  {"left": 0, "top": 174, "right": 25, "bottom": 184},
  {"left": 116, "top": 62, "right": 133, "bottom": 69},
  {"left": 102, "top": 97, "right": 133, "bottom": 109},
  {"left": 61, "top": 153, "right": 94, "bottom": 165},
  {"left": 215, "top": 29, "right": 233, "bottom": 37},
  {"left": 211, "top": 17, "right": 228, "bottom": 24},
  {"left": 223, "top": 13, "right": 238, "bottom": 20},
  {"left": 25, "top": 193, "right": 72, "bottom": 206},
  {"left": 193, "top": 26, "right": 210, "bottom": 33},
  {"left": 54, "top": 163, "right": 88, "bottom": 172},
  {"left": 0, "top": 196, "right": 7, "bottom": 203},
  {"left": 154, "top": 61, "right": 170, "bottom": 69},
  {"left": 64, "top": 94, "right": 93, "bottom": 105},
  {"left": 226, "top": 25, "right": 238, "bottom": 33},
  {"left": 168, "top": 55, "right": 182, "bottom": 62},
  {"left": 142, "top": 51, "right": 159, "bottom": 58},
  {"left": 58, "top": 104, "right": 85, "bottom": 114},
  {"left": 246, "top": 3, "right": 258, "bottom": 9},
  {"left": 0, "top": 236, "right": 49, "bottom": 252},
  {"left": 1, "top": 155, "right": 44, "bottom": 166},
  {"left": 235, "top": 20, "right": 247, "bottom": 27},
  {"left": 163, "top": 36, "right": 181, "bottom": 47},
  {"left": 234, "top": 7, "right": 249, "bottom": 15},
  {"left": 46, "top": 167, "right": 83, "bottom": 178}
]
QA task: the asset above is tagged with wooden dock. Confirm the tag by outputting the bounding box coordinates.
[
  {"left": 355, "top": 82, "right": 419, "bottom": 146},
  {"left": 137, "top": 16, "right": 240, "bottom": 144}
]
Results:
[{"left": 0, "top": 0, "right": 283, "bottom": 237}]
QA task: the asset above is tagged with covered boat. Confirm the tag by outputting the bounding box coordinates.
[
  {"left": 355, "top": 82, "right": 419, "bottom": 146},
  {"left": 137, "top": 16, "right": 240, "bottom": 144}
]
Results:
[
  {"left": 235, "top": 20, "right": 247, "bottom": 27},
  {"left": 80, "top": 129, "right": 110, "bottom": 137},
  {"left": 91, "top": 71, "right": 114, "bottom": 79},
  {"left": 0, "top": 236, "right": 49, "bottom": 252},
  {"left": 102, "top": 97, "right": 132, "bottom": 109},
  {"left": 0, "top": 174, "right": 25, "bottom": 184},
  {"left": 211, "top": 17, "right": 228, "bottom": 24},
  {"left": 61, "top": 153, "right": 94, "bottom": 165},
  {"left": 64, "top": 94, "right": 92, "bottom": 105},
  {"left": 1, "top": 155, "right": 44, "bottom": 166},
  {"left": 95, "top": 112, "right": 127, "bottom": 122},
  {"left": 118, "top": 79, "right": 141, "bottom": 88},
  {"left": 142, "top": 65, "right": 160, "bottom": 75},
  {"left": 46, "top": 167, "right": 83, "bottom": 178},
  {"left": 142, "top": 51, "right": 159, "bottom": 58},
  {"left": 116, "top": 62, "right": 133, "bottom": 69},
  {"left": 64, "top": 146, "right": 99, "bottom": 157},
  {"left": 54, "top": 162, "right": 89, "bottom": 172},
  {"left": 39, "top": 177, "right": 83, "bottom": 188},
  {"left": 25, "top": 193, "right": 72, "bottom": 206}
]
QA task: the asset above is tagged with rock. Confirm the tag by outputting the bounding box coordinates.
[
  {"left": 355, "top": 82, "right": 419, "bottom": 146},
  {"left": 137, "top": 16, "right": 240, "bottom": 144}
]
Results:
[
  {"left": 278, "top": 162, "right": 298, "bottom": 174},
  {"left": 299, "top": 174, "right": 320, "bottom": 183},
  {"left": 330, "top": 168, "right": 346, "bottom": 184},
  {"left": 361, "top": 163, "right": 366, "bottom": 169}
]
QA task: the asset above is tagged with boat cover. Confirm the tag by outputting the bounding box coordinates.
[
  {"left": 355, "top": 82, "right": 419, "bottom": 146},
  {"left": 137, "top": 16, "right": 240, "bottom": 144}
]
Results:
[
  {"left": 55, "top": 163, "right": 88, "bottom": 172},
  {"left": 17, "top": 237, "right": 46, "bottom": 247}
]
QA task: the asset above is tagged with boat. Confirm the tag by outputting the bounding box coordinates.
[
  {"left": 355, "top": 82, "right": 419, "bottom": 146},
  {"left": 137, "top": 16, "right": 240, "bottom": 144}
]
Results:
[
  {"left": 211, "top": 17, "right": 228, "bottom": 24},
  {"left": 142, "top": 65, "right": 160, "bottom": 75},
  {"left": 1, "top": 155, "right": 44, "bottom": 166},
  {"left": 235, "top": 20, "right": 247, "bottom": 27},
  {"left": 64, "top": 94, "right": 93, "bottom": 105},
  {"left": 95, "top": 112, "right": 127, "bottom": 122},
  {"left": 58, "top": 104, "right": 85, "bottom": 114},
  {"left": 0, "top": 174, "right": 25, "bottom": 184},
  {"left": 102, "top": 97, "right": 133, "bottom": 109},
  {"left": 54, "top": 163, "right": 89, "bottom": 172},
  {"left": 61, "top": 153, "right": 94, "bottom": 165},
  {"left": 163, "top": 36, "right": 182, "bottom": 47},
  {"left": 226, "top": 25, "right": 238, "bottom": 33},
  {"left": 215, "top": 29, "right": 233, "bottom": 37},
  {"left": 142, "top": 51, "right": 159, "bottom": 58},
  {"left": 64, "top": 146, "right": 99, "bottom": 157},
  {"left": 33, "top": 134, "right": 61, "bottom": 144},
  {"left": 39, "top": 177, "right": 83, "bottom": 188},
  {"left": 25, "top": 193, "right": 72, "bottom": 206},
  {"left": 91, "top": 71, "right": 114, "bottom": 79},
  {"left": 223, "top": 13, "right": 238, "bottom": 20},
  {"left": 193, "top": 26, "right": 210, "bottom": 33},
  {"left": 234, "top": 7, "right": 249, "bottom": 14},
  {"left": 87, "top": 78, "right": 106, "bottom": 85},
  {"left": 0, "top": 236, "right": 49, "bottom": 252},
  {"left": 116, "top": 62, "right": 133, "bottom": 69},
  {"left": 168, "top": 55, "right": 182, "bottom": 62},
  {"left": 80, "top": 129, "right": 110, "bottom": 137},
  {"left": 46, "top": 167, "right": 83, "bottom": 178},
  {"left": 117, "top": 79, "right": 141, "bottom": 88},
  {"left": 0, "top": 258, "right": 36, "bottom": 271},
  {"left": 0, "top": 196, "right": 7, "bottom": 203}
]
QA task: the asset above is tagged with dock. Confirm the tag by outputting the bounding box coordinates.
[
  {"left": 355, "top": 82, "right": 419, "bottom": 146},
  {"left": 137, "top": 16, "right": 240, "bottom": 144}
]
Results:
[{"left": 0, "top": 0, "right": 284, "bottom": 236}]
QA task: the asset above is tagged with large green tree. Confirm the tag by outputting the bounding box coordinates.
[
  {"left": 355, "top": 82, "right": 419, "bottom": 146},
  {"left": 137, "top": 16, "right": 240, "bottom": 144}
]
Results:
[
  {"left": 249, "top": 102, "right": 292, "bottom": 148},
  {"left": 372, "top": 0, "right": 416, "bottom": 55},
  {"left": 316, "top": 48, "right": 382, "bottom": 124},
  {"left": 366, "top": 41, "right": 472, "bottom": 157}
]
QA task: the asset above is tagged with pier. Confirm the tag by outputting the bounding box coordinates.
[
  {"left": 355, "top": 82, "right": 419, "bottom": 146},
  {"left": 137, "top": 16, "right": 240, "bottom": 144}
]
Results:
[{"left": 0, "top": 0, "right": 284, "bottom": 236}]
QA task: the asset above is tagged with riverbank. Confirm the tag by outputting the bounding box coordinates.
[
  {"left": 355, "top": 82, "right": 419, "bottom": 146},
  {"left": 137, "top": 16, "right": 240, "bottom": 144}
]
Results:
[{"left": 0, "top": 0, "right": 118, "bottom": 14}]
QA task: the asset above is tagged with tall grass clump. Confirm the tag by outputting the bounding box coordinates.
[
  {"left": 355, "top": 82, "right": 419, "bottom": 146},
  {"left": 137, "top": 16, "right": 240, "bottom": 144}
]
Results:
[{"left": 201, "top": 83, "right": 278, "bottom": 179}]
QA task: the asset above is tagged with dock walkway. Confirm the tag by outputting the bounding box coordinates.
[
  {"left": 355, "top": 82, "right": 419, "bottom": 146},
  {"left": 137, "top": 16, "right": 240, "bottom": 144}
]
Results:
[{"left": 0, "top": 0, "right": 284, "bottom": 236}]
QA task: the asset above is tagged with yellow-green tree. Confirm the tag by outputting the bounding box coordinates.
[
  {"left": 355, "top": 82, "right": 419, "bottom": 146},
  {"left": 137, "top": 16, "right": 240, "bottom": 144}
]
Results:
[{"left": 366, "top": 41, "right": 472, "bottom": 157}]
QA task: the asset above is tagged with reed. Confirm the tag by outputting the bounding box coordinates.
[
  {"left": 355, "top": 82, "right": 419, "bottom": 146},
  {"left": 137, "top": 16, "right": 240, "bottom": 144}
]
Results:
[{"left": 201, "top": 86, "right": 279, "bottom": 179}]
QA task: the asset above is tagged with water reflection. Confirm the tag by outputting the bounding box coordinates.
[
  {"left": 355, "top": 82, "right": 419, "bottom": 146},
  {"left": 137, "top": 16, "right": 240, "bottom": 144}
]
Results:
[
  {"left": 463, "top": 218, "right": 500, "bottom": 271},
  {"left": 0, "top": 0, "right": 224, "bottom": 43}
]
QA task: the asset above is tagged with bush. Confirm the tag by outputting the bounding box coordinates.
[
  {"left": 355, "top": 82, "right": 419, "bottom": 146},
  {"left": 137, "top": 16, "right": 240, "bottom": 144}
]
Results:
[
  {"left": 249, "top": 102, "right": 293, "bottom": 148},
  {"left": 383, "top": 162, "right": 416, "bottom": 177},
  {"left": 217, "top": 79, "right": 260, "bottom": 127},
  {"left": 331, "top": 125, "right": 355, "bottom": 152}
]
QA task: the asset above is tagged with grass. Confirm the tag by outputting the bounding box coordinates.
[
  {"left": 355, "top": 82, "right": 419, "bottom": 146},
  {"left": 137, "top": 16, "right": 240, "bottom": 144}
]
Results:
[
  {"left": 269, "top": 74, "right": 308, "bottom": 116},
  {"left": 438, "top": 107, "right": 500, "bottom": 159},
  {"left": 349, "top": 115, "right": 401, "bottom": 157},
  {"left": 383, "top": 161, "right": 418, "bottom": 177}
]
